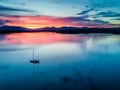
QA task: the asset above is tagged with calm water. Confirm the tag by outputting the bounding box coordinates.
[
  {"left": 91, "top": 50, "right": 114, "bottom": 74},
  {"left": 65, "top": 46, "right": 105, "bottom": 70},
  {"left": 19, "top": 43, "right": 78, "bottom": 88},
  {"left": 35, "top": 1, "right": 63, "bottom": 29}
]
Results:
[{"left": 0, "top": 32, "right": 120, "bottom": 90}]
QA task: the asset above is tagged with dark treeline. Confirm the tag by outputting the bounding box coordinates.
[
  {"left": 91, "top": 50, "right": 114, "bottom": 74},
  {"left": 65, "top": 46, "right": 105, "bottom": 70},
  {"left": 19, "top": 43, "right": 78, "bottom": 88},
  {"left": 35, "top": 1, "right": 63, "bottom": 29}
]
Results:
[
  {"left": 0, "top": 26, "right": 120, "bottom": 34},
  {"left": 56, "top": 28, "right": 120, "bottom": 34}
]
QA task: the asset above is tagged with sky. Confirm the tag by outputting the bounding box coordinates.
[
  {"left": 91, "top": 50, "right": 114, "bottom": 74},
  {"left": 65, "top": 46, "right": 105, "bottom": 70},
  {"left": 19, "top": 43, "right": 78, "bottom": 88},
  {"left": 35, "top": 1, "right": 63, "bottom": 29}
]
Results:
[{"left": 0, "top": 0, "right": 120, "bottom": 28}]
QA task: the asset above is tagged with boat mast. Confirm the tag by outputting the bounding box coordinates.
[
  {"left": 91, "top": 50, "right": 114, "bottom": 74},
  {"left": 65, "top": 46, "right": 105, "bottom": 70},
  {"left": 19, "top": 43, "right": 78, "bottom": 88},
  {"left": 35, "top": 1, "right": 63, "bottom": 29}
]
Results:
[{"left": 33, "top": 50, "right": 34, "bottom": 60}]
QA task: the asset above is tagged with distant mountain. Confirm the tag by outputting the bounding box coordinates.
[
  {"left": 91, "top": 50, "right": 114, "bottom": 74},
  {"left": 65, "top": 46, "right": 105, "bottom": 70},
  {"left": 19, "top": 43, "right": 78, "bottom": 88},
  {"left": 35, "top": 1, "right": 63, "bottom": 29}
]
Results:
[
  {"left": 0, "top": 25, "right": 120, "bottom": 34},
  {"left": 33, "top": 27, "right": 120, "bottom": 34},
  {"left": 55, "top": 27, "right": 120, "bottom": 34},
  {"left": 0, "top": 25, "right": 29, "bottom": 33}
]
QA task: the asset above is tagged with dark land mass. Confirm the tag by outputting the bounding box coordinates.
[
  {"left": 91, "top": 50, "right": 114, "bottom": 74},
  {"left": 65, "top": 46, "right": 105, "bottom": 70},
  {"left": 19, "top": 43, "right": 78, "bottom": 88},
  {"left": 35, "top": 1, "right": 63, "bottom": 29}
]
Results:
[{"left": 0, "top": 26, "right": 120, "bottom": 34}]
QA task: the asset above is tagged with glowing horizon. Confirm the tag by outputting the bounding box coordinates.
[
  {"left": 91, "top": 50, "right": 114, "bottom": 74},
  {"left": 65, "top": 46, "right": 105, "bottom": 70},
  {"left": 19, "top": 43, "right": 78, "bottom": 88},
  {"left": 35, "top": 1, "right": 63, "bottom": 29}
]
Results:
[
  {"left": 1, "top": 16, "right": 120, "bottom": 29},
  {"left": 0, "top": 0, "right": 120, "bottom": 28}
]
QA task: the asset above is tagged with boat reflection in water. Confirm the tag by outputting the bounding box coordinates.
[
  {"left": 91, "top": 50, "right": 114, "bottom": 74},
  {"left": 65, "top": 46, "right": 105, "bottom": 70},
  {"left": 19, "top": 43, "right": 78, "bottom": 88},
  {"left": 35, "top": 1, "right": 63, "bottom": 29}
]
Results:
[
  {"left": 30, "top": 50, "right": 40, "bottom": 73},
  {"left": 30, "top": 50, "right": 40, "bottom": 64}
]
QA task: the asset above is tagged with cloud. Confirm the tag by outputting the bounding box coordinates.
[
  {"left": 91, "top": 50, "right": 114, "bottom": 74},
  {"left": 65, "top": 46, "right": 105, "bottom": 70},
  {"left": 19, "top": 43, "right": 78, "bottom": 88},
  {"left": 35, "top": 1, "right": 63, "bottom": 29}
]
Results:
[
  {"left": 91, "top": 19, "right": 109, "bottom": 24},
  {"left": 0, "top": 16, "right": 118, "bottom": 28},
  {"left": 111, "top": 18, "right": 120, "bottom": 20},
  {"left": 0, "top": 5, "right": 35, "bottom": 12},
  {"left": 77, "top": 8, "right": 94, "bottom": 15},
  {"left": 76, "top": 4, "right": 102, "bottom": 15},
  {"left": 63, "top": 16, "right": 89, "bottom": 21},
  {"left": 0, "top": 5, "right": 37, "bottom": 16},
  {"left": 63, "top": 16, "right": 109, "bottom": 25},
  {"left": 0, "top": 19, "right": 12, "bottom": 27},
  {"left": 0, "top": 19, "right": 5, "bottom": 26},
  {"left": 77, "top": 1, "right": 118, "bottom": 16},
  {"left": 96, "top": 11, "right": 120, "bottom": 17}
]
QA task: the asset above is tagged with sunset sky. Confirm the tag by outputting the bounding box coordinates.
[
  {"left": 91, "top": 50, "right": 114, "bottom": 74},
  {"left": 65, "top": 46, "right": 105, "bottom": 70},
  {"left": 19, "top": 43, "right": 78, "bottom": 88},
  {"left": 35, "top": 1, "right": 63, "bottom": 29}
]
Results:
[{"left": 0, "top": 0, "right": 120, "bottom": 28}]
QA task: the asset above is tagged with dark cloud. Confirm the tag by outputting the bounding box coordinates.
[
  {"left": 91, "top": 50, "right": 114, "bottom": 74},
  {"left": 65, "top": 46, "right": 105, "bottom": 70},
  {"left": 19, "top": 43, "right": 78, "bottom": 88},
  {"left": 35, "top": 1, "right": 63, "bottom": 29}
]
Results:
[
  {"left": 76, "top": 4, "right": 102, "bottom": 15},
  {"left": 0, "top": 5, "right": 37, "bottom": 16},
  {"left": 63, "top": 16, "right": 110, "bottom": 25},
  {"left": 4, "top": 20, "right": 11, "bottom": 23},
  {"left": 0, "top": 19, "right": 12, "bottom": 26},
  {"left": 77, "top": 8, "right": 94, "bottom": 15},
  {"left": 0, "top": 5, "right": 35, "bottom": 12},
  {"left": 76, "top": 3, "right": 120, "bottom": 25},
  {"left": 77, "top": 1, "right": 118, "bottom": 16},
  {"left": 91, "top": 19, "right": 109, "bottom": 24},
  {"left": 91, "top": 2, "right": 117, "bottom": 9},
  {"left": 0, "top": 20, "right": 5, "bottom": 27},
  {"left": 64, "top": 16, "right": 89, "bottom": 21},
  {"left": 96, "top": 11, "right": 120, "bottom": 17}
]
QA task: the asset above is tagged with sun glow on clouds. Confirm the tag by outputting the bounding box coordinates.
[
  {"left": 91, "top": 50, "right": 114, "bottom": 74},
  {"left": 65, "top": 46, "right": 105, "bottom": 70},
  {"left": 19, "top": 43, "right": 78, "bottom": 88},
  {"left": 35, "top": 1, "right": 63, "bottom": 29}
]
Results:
[
  {"left": 2, "top": 16, "right": 112, "bottom": 29},
  {"left": 0, "top": 0, "right": 120, "bottom": 28},
  {"left": 1, "top": 15, "right": 119, "bottom": 28},
  {"left": 1, "top": 16, "right": 81, "bottom": 29}
]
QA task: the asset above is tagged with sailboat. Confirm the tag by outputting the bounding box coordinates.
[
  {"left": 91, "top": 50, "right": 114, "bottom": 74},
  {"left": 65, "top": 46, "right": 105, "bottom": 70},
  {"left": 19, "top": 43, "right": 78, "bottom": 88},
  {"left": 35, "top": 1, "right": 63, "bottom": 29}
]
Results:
[{"left": 30, "top": 50, "right": 40, "bottom": 64}]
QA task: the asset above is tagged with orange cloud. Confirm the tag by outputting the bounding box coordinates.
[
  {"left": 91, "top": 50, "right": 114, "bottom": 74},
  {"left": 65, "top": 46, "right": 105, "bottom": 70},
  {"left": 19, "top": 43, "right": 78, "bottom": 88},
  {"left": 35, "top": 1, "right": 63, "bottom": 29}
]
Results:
[
  {"left": 1, "top": 16, "right": 118, "bottom": 28},
  {"left": 1, "top": 16, "right": 83, "bottom": 29}
]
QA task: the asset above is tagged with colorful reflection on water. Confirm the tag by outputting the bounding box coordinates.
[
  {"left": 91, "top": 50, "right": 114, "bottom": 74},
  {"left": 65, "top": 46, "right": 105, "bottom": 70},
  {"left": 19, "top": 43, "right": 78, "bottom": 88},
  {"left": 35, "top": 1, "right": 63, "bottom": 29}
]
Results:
[{"left": 0, "top": 32, "right": 120, "bottom": 90}]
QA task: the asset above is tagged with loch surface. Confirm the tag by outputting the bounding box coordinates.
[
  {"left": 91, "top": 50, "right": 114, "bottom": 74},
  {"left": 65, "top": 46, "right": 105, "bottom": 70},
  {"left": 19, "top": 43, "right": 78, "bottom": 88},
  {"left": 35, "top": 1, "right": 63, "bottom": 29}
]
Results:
[{"left": 0, "top": 32, "right": 120, "bottom": 90}]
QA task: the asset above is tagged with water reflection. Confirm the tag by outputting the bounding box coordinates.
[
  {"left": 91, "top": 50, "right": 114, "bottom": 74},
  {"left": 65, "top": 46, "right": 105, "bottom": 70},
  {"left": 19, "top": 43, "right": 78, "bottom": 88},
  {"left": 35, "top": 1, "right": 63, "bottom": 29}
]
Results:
[
  {"left": 0, "top": 33, "right": 120, "bottom": 54},
  {"left": 0, "top": 32, "right": 83, "bottom": 44},
  {"left": 0, "top": 33, "right": 120, "bottom": 90},
  {"left": 0, "top": 32, "right": 113, "bottom": 45}
]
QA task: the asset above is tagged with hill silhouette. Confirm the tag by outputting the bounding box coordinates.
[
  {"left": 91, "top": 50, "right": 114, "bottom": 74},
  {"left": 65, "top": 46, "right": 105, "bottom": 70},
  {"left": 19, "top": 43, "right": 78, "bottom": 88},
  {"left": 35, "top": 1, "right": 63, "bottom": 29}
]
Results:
[{"left": 0, "top": 25, "right": 120, "bottom": 34}]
